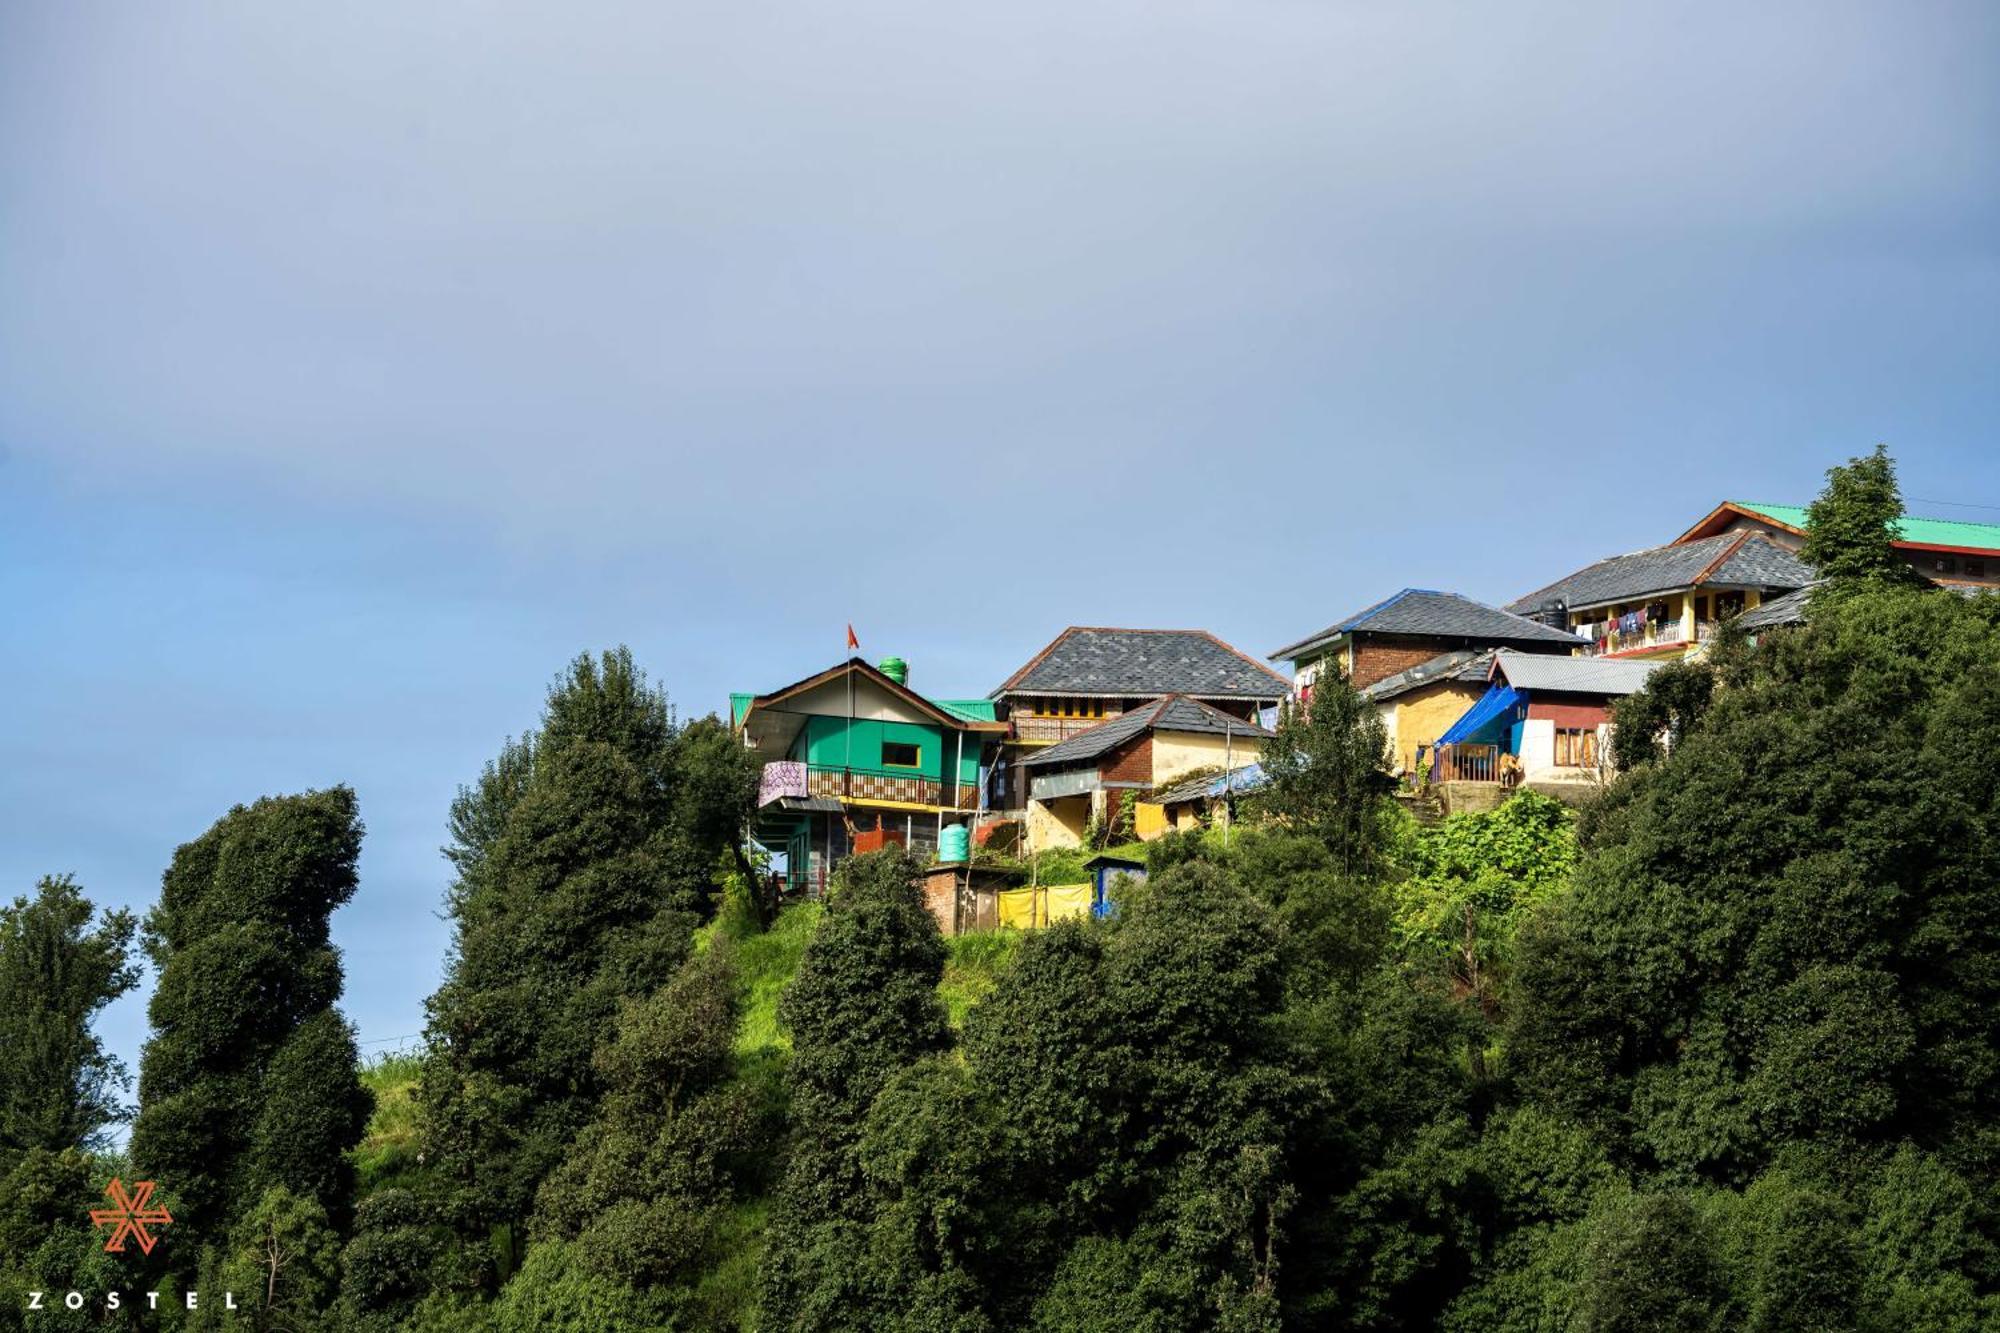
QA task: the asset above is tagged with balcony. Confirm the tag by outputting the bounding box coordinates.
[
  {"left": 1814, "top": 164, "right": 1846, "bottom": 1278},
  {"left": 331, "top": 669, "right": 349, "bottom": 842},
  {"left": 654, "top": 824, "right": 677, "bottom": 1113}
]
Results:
[
  {"left": 1577, "top": 619, "right": 1717, "bottom": 658},
  {"left": 759, "top": 760, "right": 979, "bottom": 811},
  {"left": 1010, "top": 712, "right": 1121, "bottom": 744}
]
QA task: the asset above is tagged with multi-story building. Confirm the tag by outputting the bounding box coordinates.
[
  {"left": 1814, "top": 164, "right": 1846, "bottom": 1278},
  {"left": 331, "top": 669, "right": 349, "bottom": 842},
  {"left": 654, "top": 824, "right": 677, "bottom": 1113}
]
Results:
[
  {"left": 986, "top": 627, "right": 1288, "bottom": 813},
  {"left": 1675, "top": 500, "right": 2000, "bottom": 591},
  {"left": 1504, "top": 533, "right": 1813, "bottom": 660},
  {"left": 734, "top": 656, "right": 1005, "bottom": 896}
]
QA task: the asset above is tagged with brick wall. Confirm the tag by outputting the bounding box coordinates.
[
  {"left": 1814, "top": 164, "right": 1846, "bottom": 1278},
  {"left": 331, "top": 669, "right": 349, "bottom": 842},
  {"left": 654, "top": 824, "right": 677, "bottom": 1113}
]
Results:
[
  {"left": 1351, "top": 640, "right": 1452, "bottom": 690},
  {"left": 1100, "top": 734, "right": 1154, "bottom": 786}
]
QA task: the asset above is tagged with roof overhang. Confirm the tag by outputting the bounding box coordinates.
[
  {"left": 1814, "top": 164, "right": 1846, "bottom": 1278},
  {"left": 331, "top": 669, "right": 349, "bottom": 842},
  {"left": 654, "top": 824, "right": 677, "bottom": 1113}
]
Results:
[
  {"left": 1675, "top": 501, "right": 1806, "bottom": 546},
  {"left": 737, "top": 657, "right": 1007, "bottom": 752}
]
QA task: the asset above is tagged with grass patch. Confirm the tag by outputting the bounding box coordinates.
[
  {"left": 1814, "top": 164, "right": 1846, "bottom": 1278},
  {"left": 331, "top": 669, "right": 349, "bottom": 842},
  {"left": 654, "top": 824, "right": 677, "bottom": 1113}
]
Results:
[
  {"left": 940, "top": 929, "right": 1021, "bottom": 1028},
  {"left": 687, "top": 1197, "right": 769, "bottom": 1331},
  {"left": 728, "top": 902, "right": 823, "bottom": 1057},
  {"left": 353, "top": 1049, "right": 426, "bottom": 1194}
]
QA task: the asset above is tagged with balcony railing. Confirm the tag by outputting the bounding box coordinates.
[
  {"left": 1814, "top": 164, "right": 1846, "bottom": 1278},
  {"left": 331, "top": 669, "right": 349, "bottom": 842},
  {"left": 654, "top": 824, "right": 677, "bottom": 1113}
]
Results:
[
  {"left": 1010, "top": 713, "right": 1121, "bottom": 743},
  {"left": 760, "top": 760, "right": 979, "bottom": 810},
  {"left": 1577, "top": 620, "right": 1718, "bottom": 658}
]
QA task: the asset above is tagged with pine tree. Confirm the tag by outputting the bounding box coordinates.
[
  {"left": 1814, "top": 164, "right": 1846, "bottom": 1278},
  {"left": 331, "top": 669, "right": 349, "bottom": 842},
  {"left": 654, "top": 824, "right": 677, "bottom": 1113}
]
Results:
[
  {"left": 128, "top": 787, "right": 373, "bottom": 1251},
  {"left": 0, "top": 875, "right": 139, "bottom": 1164}
]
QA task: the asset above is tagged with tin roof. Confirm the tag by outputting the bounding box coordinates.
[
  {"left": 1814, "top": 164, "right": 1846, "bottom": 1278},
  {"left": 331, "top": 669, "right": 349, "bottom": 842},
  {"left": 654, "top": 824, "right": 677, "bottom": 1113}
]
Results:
[{"left": 1490, "top": 648, "right": 1660, "bottom": 696}]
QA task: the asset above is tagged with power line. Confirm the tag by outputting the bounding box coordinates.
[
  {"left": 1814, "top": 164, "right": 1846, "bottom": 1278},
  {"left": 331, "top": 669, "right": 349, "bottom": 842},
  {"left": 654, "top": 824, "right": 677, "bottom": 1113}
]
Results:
[{"left": 1907, "top": 496, "right": 2000, "bottom": 514}]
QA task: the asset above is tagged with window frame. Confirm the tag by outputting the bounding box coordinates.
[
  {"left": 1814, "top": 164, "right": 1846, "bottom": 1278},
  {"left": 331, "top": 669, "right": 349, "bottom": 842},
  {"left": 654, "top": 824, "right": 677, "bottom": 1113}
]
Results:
[{"left": 880, "top": 740, "right": 923, "bottom": 770}]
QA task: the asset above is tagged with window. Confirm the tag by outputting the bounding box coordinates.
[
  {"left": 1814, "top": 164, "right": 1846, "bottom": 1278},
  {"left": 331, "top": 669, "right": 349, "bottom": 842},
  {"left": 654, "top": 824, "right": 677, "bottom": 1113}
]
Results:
[
  {"left": 882, "top": 741, "right": 921, "bottom": 768},
  {"left": 1554, "top": 728, "right": 1597, "bottom": 768},
  {"left": 1966, "top": 559, "right": 1986, "bottom": 578},
  {"left": 1931, "top": 556, "right": 1958, "bottom": 575}
]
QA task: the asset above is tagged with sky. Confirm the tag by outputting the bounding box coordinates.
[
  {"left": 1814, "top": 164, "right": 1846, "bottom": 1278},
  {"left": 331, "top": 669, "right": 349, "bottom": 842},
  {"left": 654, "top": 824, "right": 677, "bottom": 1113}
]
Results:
[{"left": 3, "top": 1, "right": 1997, "bottom": 1113}]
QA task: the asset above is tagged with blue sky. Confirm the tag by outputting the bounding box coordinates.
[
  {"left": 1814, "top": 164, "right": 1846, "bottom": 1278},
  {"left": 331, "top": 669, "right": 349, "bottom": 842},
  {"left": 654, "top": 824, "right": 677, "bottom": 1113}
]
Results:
[{"left": 3, "top": 1, "right": 1997, "bottom": 1107}]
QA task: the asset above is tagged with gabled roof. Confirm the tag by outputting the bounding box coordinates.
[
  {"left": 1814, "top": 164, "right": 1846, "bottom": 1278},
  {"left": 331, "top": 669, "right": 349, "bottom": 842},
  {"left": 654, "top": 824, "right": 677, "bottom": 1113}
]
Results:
[
  {"left": 1489, "top": 648, "right": 1660, "bottom": 696},
  {"left": 1678, "top": 501, "right": 2000, "bottom": 555},
  {"left": 1360, "top": 649, "right": 1494, "bottom": 703},
  {"left": 1270, "top": 588, "right": 1583, "bottom": 661},
  {"left": 993, "top": 628, "right": 1289, "bottom": 700},
  {"left": 738, "top": 658, "right": 1007, "bottom": 733},
  {"left": 1505, "top": 533, "right": 1813, "bottom": 616},
  {"left": 1023, "top": 694, "right": 1271, "bottom": 769}
]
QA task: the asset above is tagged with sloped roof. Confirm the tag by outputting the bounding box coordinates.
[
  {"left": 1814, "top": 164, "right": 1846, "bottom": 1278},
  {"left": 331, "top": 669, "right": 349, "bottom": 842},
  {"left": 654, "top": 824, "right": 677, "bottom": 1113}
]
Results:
[
  {"left": 1271, "top": 589, "right": 1583, "bottom": 660},
  {"left": 1681, "top": 501, "right": 2000, "bottom": 555},
  {"left": 993, "top": 628, "right": 1289, "bottom": 700},
  {"left": 737, "top": 658, "right": 1007, "bottom": 733},
  {"left": 1360, "top": 649, "right": 1494, "bottom": 703},
  {"left": 1736, "top": 584, "right": 1817, "bottom": 630},
  {"left": 1490, "top": 649, "right": 1660, "bottom": 696},
  {"left": 1506, "top": 533, "right": 1812, "bottom": 616},
  {"left": 1154, "top": 763, "right": 1267, "bottom": 805},
  {"left": 1023, "top": 694, "right": 1271, "bottom": 769}
]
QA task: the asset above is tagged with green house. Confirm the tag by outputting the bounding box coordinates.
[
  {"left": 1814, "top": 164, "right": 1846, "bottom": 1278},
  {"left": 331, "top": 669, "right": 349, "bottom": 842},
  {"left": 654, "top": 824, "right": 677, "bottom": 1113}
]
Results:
[{"left": 734, "top": 657, "right": 1005, "bottom": 896}]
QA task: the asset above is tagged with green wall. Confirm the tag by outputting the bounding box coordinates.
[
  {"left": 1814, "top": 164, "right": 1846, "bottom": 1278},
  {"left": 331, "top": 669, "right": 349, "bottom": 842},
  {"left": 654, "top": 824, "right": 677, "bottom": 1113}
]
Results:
[{"left": 790, "top": 715, "right": 981, "bottom": 783}]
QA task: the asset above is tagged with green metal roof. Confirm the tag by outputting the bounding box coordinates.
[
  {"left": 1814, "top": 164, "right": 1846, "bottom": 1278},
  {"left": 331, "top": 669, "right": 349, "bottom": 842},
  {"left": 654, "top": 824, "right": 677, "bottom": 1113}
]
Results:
[{"left": 1735, "top": 502, "right": 2000, "bottom": 554}]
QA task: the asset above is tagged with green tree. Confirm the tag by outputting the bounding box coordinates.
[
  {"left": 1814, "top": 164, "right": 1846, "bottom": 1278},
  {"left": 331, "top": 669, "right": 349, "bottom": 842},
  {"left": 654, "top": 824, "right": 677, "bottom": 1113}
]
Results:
[
  {"left": 215, "top": 1184, "right": 344, "bottom": 1332},
  {"left": 1256, "top": 668, "right": 1394, "bottom": 875},
  {"left": 0, "top": 876, "right": 139, "bottom": 1165},
  {"left": 529, "top": 943, "right": 762, "bottom": 1305},
  {"left": 759, "top": 849, "right": 953, "bottom": 1329},
  {"left": 417, "top": 650, "right": 755, "bottom": 1280},
  {"left": 1513, "top": 586, "right": 2000, "bottom": 1184},
  {"left": 1390, "top": 792, "right": 1577, "bottom": 1075},
  {"left": 129, "top": 787, "right": 373, "bottom": 1254},
  {"left": 1800, "top": 443, "right": 1926, "bottom": 598}
]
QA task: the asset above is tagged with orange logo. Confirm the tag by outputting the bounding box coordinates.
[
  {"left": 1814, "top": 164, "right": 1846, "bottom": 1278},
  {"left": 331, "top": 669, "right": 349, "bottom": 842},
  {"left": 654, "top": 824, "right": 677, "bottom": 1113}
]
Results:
[{"left": 90, "top": 1180, "right": 172, "bottom": 1255}]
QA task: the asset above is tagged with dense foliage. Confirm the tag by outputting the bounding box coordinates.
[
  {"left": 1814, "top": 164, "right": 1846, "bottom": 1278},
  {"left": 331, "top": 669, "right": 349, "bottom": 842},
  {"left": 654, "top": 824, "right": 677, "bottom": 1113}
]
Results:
[
  {"left": 129, "top": 787, "right": 373, "bottom": 1259},
  {"left": 414, "top": 649, "right": 758, "bottom": 1290},
  {"left": 8, "top": 487, "right": 2000, "bottom": 1328},
  {"left": 0, "top": 876, "right": 139, "bottom": 1166}
]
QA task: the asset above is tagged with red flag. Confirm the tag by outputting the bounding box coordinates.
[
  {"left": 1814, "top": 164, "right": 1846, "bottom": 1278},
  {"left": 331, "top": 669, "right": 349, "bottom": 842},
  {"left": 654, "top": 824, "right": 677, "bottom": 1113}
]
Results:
[{"left": 845, "top": 623, "right": 859, "bottom": 653}]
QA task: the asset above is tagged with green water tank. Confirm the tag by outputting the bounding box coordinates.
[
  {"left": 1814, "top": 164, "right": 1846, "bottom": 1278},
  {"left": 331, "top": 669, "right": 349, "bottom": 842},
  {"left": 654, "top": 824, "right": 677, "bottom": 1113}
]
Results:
[
  {"left": 938, "top": 824, "right": 970, "bottom": 864},
  {"left": 879, "top": 656, "right": 909, "bottom": 685}
]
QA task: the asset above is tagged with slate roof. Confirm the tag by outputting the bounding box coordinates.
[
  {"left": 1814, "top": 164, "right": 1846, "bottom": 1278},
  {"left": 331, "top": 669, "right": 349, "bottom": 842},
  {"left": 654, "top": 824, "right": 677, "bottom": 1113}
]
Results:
[
  {"left": 1490, "top": 649, "right": 1660, "bottom": 696},
  {"left": 1360, "top": 649, "right": 1494, "bottom": 703},
  {"left": 1736, "top": 584, "right": 1816, "bottom": 631},
  {"left": 1505, "top": 533, "right": 1813, "bottom": 616},
  {"left": 1270, "top": 589, "right": 1583, "bottom": 661},
  {"left": 993, "top": 628, "right": 1289, "bottom": 700},
  {"left": 1023, "top": 694, "right": 1271, "bottom": 769}
]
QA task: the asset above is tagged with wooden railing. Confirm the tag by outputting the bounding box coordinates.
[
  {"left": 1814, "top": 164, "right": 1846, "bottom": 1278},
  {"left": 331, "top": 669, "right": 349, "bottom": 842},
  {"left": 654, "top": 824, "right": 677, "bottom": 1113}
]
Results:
[
  {"left": 801, "top": 765, "right": 979, "bottom": 810},
  {"left": 1434, "top": 743, "right": 1500, "bottom": 784},
  {"left": 1011, "top": 713, "right": 1121, "bottom": 743}
]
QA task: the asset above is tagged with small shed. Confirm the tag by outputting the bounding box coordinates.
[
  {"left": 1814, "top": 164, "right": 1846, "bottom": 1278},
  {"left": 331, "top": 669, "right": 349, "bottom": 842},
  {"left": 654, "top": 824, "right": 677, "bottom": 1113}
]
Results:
[
  {"left": 918, "top": 864, "right": 1020, "bottom": 936},
  {"left": 1082, "top": 852, "right": 1147, "bottom": 919}
]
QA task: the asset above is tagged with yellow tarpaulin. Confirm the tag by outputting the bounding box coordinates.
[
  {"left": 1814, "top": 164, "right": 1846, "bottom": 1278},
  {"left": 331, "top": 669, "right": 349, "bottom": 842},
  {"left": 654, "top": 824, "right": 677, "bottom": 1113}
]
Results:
[
  {"left": 1134, "top": 801, "right": 1169, "bottom": 839},
  {"left": 997, "top": 884, "right": 1094, "bottom": 929},
  {"left": 1045, "top": 883, "right": 1093, "bottom": 923}
]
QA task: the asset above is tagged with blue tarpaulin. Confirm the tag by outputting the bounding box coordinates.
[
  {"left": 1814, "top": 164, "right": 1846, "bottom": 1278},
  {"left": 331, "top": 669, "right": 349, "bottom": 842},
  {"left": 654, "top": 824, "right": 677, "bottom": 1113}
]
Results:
[{"left": 1434, "top": 684, "right": 1524, "bottom": 749}]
